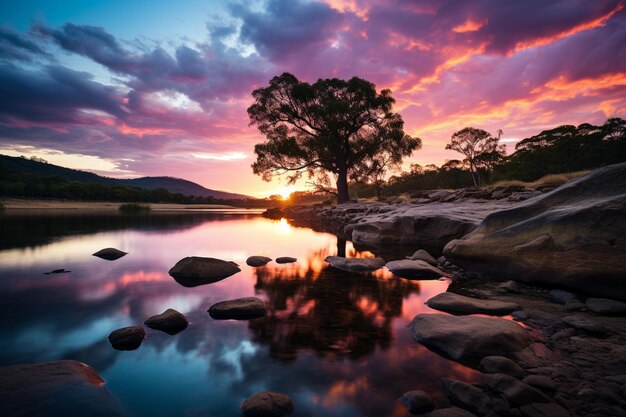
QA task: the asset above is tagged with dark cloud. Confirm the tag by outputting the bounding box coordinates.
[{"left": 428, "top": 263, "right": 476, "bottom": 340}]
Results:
[{"left": 0, "top": 26, "right": 49, "bottom": 62}]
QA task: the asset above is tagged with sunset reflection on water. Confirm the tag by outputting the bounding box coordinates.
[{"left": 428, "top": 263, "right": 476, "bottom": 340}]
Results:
[{"left": 0, "top": 211, "right": 479, "bottom": 417}]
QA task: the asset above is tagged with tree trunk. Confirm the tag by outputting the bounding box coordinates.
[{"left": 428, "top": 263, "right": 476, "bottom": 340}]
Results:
[
  {"left": 469, "top": 164, "right": 480, "bottom": 187},
  {"left": 336, "top": 168, "right": 349, "bottom": 204}
]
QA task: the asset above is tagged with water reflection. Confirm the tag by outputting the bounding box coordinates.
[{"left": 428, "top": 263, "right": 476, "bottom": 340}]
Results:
[{"left": 0, "top": 212, "right": 479, "bottom": 417}]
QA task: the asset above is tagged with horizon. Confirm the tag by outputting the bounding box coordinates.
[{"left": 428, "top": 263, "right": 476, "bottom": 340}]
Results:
[{"left": 1, "top": 0, "right": 625, "bottom": 197}]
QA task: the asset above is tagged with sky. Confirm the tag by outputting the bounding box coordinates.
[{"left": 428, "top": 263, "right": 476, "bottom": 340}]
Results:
[{"left": 0, "top": 0, "right": 625, "bottom": 197}]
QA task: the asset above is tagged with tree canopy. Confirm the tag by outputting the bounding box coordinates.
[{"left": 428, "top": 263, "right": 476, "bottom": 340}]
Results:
[
  {"left": 445, "top": 127, "right": 505, "bottom": 186},
  {"left": 248, "top": 72, "right": 421, "bottom": 203}
]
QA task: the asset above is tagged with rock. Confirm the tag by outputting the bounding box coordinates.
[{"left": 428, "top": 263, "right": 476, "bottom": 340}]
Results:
[
  {"left": 108, "top": 326, "right": 146, "bottom": 350},
  {"left": 511, "top": 311, "right": 528, "bottom": 321},
  {"left": 43, "top": 268, "right": 71, "bottom": 275},
  {"left": 443, "top": 163, "right": 626, "bottom": 300},
  {"left": 561, "top": 315, "right": 610, "bottom": 336},
  {"left": 497, "top": 280, "right": 521, "bottom": 293},
  {"left": 482, "top": 373, "right": 552, "bottom": 406},
  {"left": 441, "top": 378, "right": 489, "bottom": 415},
  {"left": 523, "top": 375, "right": 556, "bottom": 392},
  {"left": 398, "top": 390, "right": 436, "bottom": 414},
  {"left": 241, "top": 390, "right": 293, "bottom": 417},
  {"left": 409, "top": 314, "right": 533, "bottom": 362},
  {"left": 386, "top": 259, "right": 445, "bottom": 279},
  {"left": 351, "top": 200, "right": 512, "bottom": 253},
  {"left": 520, "top": 403, "right": 571, "bottom": 417},
  {"left": 246, "top": 256, "right": 272, "bottom": 267},
  {"left": 564, "top": 299, "right": 586, "bottom": 312},
  {"left": 407, "top": 249, "right": 438, "bottom": 265},
  {"left": 144, "top": 309, "right": 188, "bottom": 335},
  {"left": 92, "top": 248, "right": 127, "bottom": 261},
  {"left": 480, "top": 356, "right": 526, "bottom": 379},
  {"left": 549, "top": 290, "right": 578, "bottom": 304},
  {"left": 275, "top": 257, "right": 297, "bottom": 264},
  {"left": 262, "top": 207, "right": 285, "bottom": 219},
  {"left": 426, "top": 292, "right": 522, "bottom": 316},
  {"left": 417, "top": 408, "right": 478, "bottom": 417},
  {"left": 585, "top": 298, "right": 626, "bottom": 315},
  {"left": 208, "top": 297, "right": 267, "bottom": 320},
  {"left": 0, "top": 360, "right": 127, "bottom": 417},
  {"left": 324, "top": 256, "right": 385, "bottom": 272},
  {"left": 168, "top": 256, "right": 240, "bottom": 287}
]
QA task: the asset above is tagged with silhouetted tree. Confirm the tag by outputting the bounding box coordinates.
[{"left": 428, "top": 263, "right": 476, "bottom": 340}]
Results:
[
  {"left": 445, "top": 127, "right": 505, "bottom": 186},
  {"left": 248, "top": 73, "right": 420, "bottom": 203}
]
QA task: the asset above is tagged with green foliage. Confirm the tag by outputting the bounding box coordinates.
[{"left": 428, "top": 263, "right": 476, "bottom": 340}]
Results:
[
  {"left": 492, "top": 118, "right": 626, "bottom": 182},
  {"left": 118, "top": 203, "right": 151, "bottom": 213},
  {"left": 249, "top": 72, "right": 420, "bottom": 203}
]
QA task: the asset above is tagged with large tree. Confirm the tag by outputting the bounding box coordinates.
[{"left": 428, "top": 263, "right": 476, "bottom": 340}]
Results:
[
  {"left": 445, "top": 127, "right": 505, "bottom": 186},
  {"left": 248, "top": 73, "right": 420, "bottom": 203}
]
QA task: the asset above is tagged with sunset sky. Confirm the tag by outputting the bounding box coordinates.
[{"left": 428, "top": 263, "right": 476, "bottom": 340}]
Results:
[{"left": 1, "top": 0, "right": 625, "bottom": 197}]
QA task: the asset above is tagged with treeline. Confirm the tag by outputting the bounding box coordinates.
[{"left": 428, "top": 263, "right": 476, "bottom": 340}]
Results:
[
  {"left": 344, "top": 117, "right": 626, "bottom": 198},
  {"left": 0, "top": 166, "right": 272, "bottom": 207}
]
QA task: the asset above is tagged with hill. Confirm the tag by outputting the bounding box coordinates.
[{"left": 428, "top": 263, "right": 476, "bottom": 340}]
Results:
[{"left": 0, "top": 154, "right": 253, "bottom": 200}]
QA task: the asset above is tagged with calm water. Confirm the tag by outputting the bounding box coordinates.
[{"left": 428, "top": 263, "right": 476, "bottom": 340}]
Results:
[{"left": 0, "top": 210, "right": 478, "bottom": 417}]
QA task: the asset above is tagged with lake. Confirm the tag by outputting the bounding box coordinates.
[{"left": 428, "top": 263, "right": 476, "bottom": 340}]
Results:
[{"left": 0, "top": 210, "right": 478, "bottom": 417}]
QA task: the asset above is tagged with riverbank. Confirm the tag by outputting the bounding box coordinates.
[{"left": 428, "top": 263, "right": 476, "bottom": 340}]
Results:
[{"left": 0, "top": 198, "right": 236, "bottom": 210}]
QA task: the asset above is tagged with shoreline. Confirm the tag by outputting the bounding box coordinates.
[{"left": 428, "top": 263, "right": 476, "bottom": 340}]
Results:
[{"left": 0, "top": 198, "right": 238, "bottom": 211}]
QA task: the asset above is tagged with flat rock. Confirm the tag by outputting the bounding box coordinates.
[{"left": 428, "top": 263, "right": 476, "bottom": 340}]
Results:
[
  {"left": 417, "top": 407, "right": 479, "bottom": 417},
  {"left": 426, "top": 292, "right": 522, "bottom": 316},
  {"left": 324, "top": 256, "right": 385, "bottom": 272},
  {"left": 444, "top": 163, "right": 626, "bottom": 300},
  {"left": 386, "top": 259, "right": 445, "bottom": 279},
  {"left": 441, "top": 378, "right": 489, "bottom": 415},
  {"left": 208, "top": 297, "right": 267, "bottom": 320},
  {"left": 561, "top": 315, "right": 610, "bottom": 336},
  {"left": 246, "top": 256, "right": 272, "bottom": 267},
  {"left": 92, "top": 248, "right": 127, "bottom": 261},
  {"left": 585, "top": 297, "right": 626, "bottom": 315},
  {"left": 482, "top": 373, "right": 552, "bottom": 406},
  {"left": 409, "top": 314, "right": 533, "bottom": 362},
  {"left": 241, "top": 390, "right": 293, "bottom": 417},
  {"left": 0, "top": 360, "right": 127, "bottom": 417},
  {"left": 144, "top": 309, "right": 188, "bottom": 334},
  {"left": 407, "top": 249, "right": 438, "bottom": 265},
  {"left": 398, "top": 390, "right": 436, "bottom": 414},
  {"left": 168, "top": 256, "right": 240, "bottom": 287},
  {"left": 108, "top": 326, "right": 146, "bottom": 350},
  {"left": 479, "top": 356, "right": 526, "bottom": 379},
  {"left": 275, "top": 257, "right": 297, "bottom": 264}
]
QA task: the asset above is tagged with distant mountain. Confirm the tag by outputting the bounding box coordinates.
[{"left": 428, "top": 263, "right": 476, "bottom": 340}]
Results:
[{"left": 0, "top": 154, "right": 253, "bottom": 200}]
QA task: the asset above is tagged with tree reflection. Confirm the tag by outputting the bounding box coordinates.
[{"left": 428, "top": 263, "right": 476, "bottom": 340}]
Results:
[{"left": 249, "top": 242, "right": 422, "bottom": 361}]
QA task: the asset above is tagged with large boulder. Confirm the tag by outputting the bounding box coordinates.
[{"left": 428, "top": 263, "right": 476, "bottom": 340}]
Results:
[
  {"left": 168, "top": 257, "right": 240, "bottom": 287},
  {"left": 324, "top": 256, "right": 385, "bottom": 272},
  {"left": 386, "top": 259, "right": 445, "bottom": 279},
  {"left": 444, "top": 163, "right": 626, "bottom": 300},
  {"left": 144, "top": 309, "right": 188, "bottom": 334},
  {"left": 352, "top": 201, "right": 511, "bottom": 253},
  {"left": 208, "top": 297, "right": 267, "bottom": 320},
  {"left": 241, "top": 391, "right": 293, "bottom": 417},
  {"left": 0, "top": 360, "right": 127, "bottom": 417},
  {"left": 426, "top": 292, "right": 522, "bottom": 316},
  {"left": 409, "top": 314, "right": 533, "bottom": 362}
]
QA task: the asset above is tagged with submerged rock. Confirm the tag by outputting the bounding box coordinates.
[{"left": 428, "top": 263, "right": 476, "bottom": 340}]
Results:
[
  {"left": 386, "top": 259, "right": 445, "bottom": 279},
  {"left": 208, "top": 297, "right": 267, "bottom": 320},
  {"left": 241, "top": 390, "right": 293, "bottom": 417},
  {"left": 444, "top": 163, "right": 626, "bottom": 300},
  {"left": 246, "top": 256, "right": 272, "bottom": 267},
  {"left": 407, "top": 249, "right": 438, "bottom": 265},
  {"left": 398, "top": 390, "right": 436, "bottom": 414},
  {"left": 168, "top": 256, "right": 240, "bottom": 287},
  {"left": 275, "top": 257, "right": 297, "bottom": 264},
  {"left": 108, "top": 326, "right": 146, "bottom": 351},
  {"left": 92, "top": 248, "right": 127, "bottom": 261},
  {"left": 426, "top": 292, "right": 522, "bottom": 316},
  {"left": 44, "top": 268, "right": 71, "bottom": 275},
  {"left": 409, "top": 314, "right": 532, "bottom": 362},
  {"left": 324, "top": 256, "right": 385, "bottom": 272},
  {"left": 144, "top": 309, "right": 188, "bottom": 334},
  {"left": 0, "top": 360, "right": 127, "bottom": 417}
]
